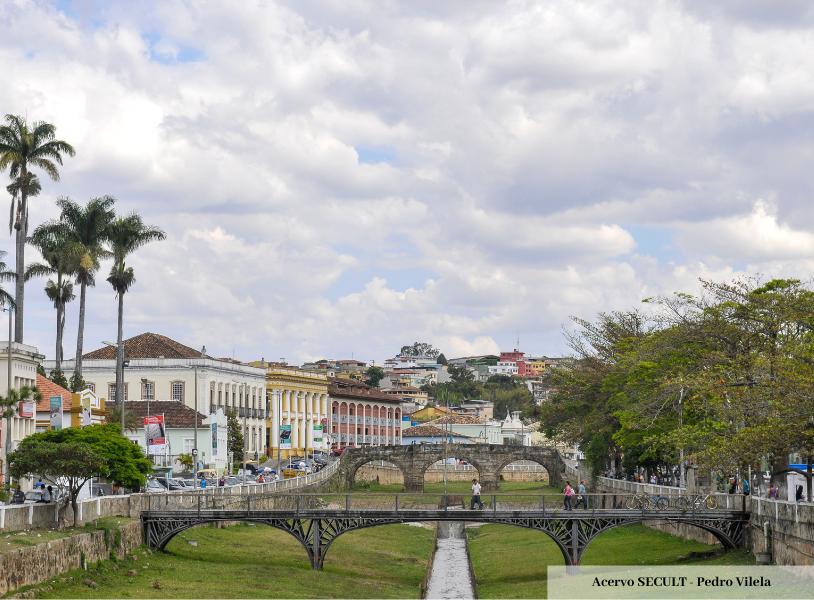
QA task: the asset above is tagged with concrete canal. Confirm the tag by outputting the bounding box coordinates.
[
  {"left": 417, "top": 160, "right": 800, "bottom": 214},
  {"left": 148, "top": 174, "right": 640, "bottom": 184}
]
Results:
[{"left": 425, "top": 521, "right": 476, "bottom": 599}]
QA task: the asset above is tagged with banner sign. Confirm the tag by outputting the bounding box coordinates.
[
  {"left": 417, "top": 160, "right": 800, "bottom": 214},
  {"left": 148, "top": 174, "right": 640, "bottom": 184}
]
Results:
[
  {"left": 312, "top": 424, "right": 323, "bottom": 447},
  {"left": 49, "top": 396, "right": 63, "bottom": 430},
  {"left": 280, "top": 424, "right": 292, "bottom": 450},
  {"left": 81, "top": 395, "right": 92, "bottom": 427},
  {"left": 211, "top": 423, "right": 218, "bottom": 457},
  {"left": 144, "top": 415, "right": 167, "bottom": 455},
  {"left": 18, "top": 402, "right": 35, "bottom": 419}
]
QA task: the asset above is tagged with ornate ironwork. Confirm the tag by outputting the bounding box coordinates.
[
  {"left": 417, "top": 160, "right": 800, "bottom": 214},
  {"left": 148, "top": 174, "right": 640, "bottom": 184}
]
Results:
[{"left": 142, "top": 507, "right": 748, "bottom": 569}]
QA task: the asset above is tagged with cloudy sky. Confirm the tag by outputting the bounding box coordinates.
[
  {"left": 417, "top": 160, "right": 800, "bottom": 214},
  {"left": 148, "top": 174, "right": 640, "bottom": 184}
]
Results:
[{"left": 3, "top": 0, "right": 814, "bottom": 365}]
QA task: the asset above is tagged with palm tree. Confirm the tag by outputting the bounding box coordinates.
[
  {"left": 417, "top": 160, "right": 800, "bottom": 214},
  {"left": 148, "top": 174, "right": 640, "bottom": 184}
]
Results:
[
  {"left": 7, "top": 173, "right": 41, "bottom": 235},
  {"left": 0, "top": 115, "right": 75, "bottom": 343},
  {"left": 0, "top": 250, "right": 16, "bottom": 309},
  {"left": 36, "top": 196, "right": 115, "bottom": 385},
  {"left": 107, "top": 212, "right": 166, "bottom": 407},
  {"left": 26, "top": 229, "right": 80, "bottom": 373}
]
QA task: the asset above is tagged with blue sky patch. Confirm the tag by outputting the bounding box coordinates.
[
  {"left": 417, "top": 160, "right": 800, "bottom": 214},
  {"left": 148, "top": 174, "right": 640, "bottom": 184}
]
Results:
[
  {"left": 142, "top": 32, "right": 205, "bottom": 64},
  {"left": 356, "top": 146, "right": 395, "bottom": 164},
  {"left": 624, "top": 224, "right": 681, "bottom": 263},
  {"left": 325, "top": 266, "right": 435, "bottom": 302}
]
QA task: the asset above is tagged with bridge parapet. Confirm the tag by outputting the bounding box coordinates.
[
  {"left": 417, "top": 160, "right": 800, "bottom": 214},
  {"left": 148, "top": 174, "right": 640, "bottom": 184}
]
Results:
[{"left": 339, "top": 443, "right": 566, "bottom": 492}]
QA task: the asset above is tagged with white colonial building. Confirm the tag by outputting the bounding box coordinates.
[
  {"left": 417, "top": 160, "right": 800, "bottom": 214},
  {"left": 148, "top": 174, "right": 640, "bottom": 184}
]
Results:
[{"left": 45, "top": 333, "right": 268, "bottom": 457}]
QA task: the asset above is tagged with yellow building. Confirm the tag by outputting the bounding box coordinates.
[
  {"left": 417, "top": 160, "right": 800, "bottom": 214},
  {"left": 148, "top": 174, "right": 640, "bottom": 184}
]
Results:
[
  {"left": 527, "top": 358, "right": 546, "bottom": 375},
  {"left": 252, "top": 362, "right": 330, "bottom": 460},
  {"left": 410, "top": 405, "right": 453, "bottom": 421}
]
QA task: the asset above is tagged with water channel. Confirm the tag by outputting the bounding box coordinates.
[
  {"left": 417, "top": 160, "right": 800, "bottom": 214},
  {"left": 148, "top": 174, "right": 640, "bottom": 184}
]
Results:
[{"left": 425, "top": 521, "right": 475, "bottom": 600}]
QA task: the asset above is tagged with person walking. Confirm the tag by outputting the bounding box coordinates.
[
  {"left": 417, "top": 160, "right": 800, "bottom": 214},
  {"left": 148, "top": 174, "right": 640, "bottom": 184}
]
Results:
[
  {"left": 201, "top": 478, "right": 207, "bottom": 489},
  {"left": 768, "top": 483, "right": 778, "bottom": 500},
  {"left": 575, "top": 480, "right": 587, "bottom": 509},
  {"left": 470, "top": 478, "right": 484, "bottom": 510},
  {"left": 563, "top": 481, "right": 574, "bottom": 511},
  {"left": 728, "top": 480, "right": 737, "bottom": 494},
  {"left": 796, "top": 485, "right": 804, "bottom": 502}
]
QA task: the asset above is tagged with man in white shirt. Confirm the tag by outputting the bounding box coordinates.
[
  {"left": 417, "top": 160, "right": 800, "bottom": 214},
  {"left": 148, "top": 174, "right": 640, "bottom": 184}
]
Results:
[{"left": 470, "top": 478, "right": 484, "bottom": 510}]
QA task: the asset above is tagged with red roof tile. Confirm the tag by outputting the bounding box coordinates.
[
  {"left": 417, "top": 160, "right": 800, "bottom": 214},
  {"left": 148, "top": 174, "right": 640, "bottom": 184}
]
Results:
[
  {"left": 402, "top": 424, "right": 472, "bottom": 439},
  {"left": 82, "top": 333, "right": 206, "bottom": 360},
  {"left": 122, "top": 401, "right": 207, "bottom": 428},
  {"left": 328, "top": 377, "right": 404, "bottom": 403},
  {"left": 35, "top": 374, "right": 73, "bottom": 411}
]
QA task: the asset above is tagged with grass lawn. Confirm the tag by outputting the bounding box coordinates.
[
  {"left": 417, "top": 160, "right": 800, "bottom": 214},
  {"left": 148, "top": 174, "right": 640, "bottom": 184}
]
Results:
[
  {"left": 16, "top": 521, "right": 434, "bottom": 599},
  {"left": 0, "top": 517, "right": 133, "bottom": 556},
  {"left": 469, "top": 523, "right": 756, "bottom": 599}
]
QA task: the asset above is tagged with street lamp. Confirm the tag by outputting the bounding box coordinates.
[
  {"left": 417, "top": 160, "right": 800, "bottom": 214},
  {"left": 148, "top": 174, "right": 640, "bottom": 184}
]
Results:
[
  {"left": 102, "top": 340, "right": 127, "bottom": 432},
  {"left": 189, "top": 347, "right": 206, "bottom": 489}
]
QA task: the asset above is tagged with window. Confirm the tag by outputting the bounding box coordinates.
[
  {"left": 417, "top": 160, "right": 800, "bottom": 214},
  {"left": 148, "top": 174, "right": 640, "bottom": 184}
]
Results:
[
  {"left": 142, "top": 382, "right": 154, "bottom": 400},
  {"left": 85, "top": 383, "right": 96, "bottom": 393},
  {"left": 171, "top": 381, "right": 184, "bottom": 401},
  {"left": 183, "top": 438, "right": 194, "bottom": 454},
  {"left": 252, "top": 391, "right": 256, "bottom": 409},
  {"left": 218, "top": 384, "right": 222, "bottom": 405},
  {"left": 109, "top": 384, "right": 127, "bottom": 400},
  {"left": 210, "top": 383, "right": 215, "bottom": 403},
  {"left": 232, "top": 387, "right": 236, "bottom": 406}
]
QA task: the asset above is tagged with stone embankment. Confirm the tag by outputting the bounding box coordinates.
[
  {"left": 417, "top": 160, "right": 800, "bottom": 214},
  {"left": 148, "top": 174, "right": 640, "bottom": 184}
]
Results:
[{"left": 0, "top": 521, "right": 143, "bottom": 596}]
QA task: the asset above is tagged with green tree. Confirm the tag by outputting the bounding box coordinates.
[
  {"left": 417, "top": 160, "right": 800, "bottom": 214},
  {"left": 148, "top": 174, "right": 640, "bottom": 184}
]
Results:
[
  {"left": 175, "top": 452, "right": 193, "bottom": 473},
  {"left": 226, "top": 409, "right": 244, "bottom": 463},
  {"left": 104, "top": 404, "right": 141, "bottom": 433},
  {"left": 26, "top": 227, "right": 79, "bottom": 372},
  {"left": 0, "top": 384, "right": 41, "bottom": 481},
  {"left": 400, "top": 342, "right": 441, "bottom": 359},
  {"left": 364, "top": 366, "right": 385, "bottom": 387},
  {"left": 0, "top": 115, "right": 75, "bottom": 343},
  {"left": 448, "top": 364, "right": 474, "bottom": 383},
  {"left": 436, "top": 353, "right": 448, "bottom": 365},
  {"left": 8, "top": 423, "right": 151, "bottom": 527},
  {"left": 36, "top": 196, "right": 115, "bottom": 381},
  {"left": 106, "top": 213, "right": 166, "bottom": 406}
]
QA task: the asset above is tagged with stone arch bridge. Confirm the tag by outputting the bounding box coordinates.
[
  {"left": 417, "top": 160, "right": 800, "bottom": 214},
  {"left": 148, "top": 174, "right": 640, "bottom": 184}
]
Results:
[{"left": 339, "top": 444, "right": 566, "bottom": 492}]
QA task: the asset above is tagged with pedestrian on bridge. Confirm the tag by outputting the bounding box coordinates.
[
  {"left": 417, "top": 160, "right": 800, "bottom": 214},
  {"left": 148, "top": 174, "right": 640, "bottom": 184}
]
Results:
[
  {"left": 470, "top": 479, "right": 484, "bottom": 510},
  {"left": 575, "top": 481, "right": 587, "bottom": 509},
  {"left": 563, "top": 481, "right": 574, "bottom": 511}
]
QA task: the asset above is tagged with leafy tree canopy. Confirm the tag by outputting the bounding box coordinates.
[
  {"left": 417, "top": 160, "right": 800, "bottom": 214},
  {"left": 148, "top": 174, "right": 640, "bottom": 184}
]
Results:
[
  {"left": 226, "top": 409, "right": 244, "bottom": 463},
  {"left": 399, "top": 342, "right": 441, "bottom": 359},
  {"left": 365, "top": 366, "right": 385, "bottom": 387}
]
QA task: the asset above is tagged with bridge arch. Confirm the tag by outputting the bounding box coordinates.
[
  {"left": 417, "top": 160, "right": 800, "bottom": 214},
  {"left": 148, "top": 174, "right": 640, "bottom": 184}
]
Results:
[
  {"left": 350, "top": 458, "right": 405, "bottom": 487},
  {"left": 422, "top": 455, "right": 483, "bottom": 489},
  {"left": 496, "top": 457, "right": 552, "bottom": 486}
]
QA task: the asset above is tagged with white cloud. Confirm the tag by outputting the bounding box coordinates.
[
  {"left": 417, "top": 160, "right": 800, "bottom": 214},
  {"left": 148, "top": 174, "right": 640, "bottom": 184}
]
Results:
[{"left": 3, "top": 0, "right": 814, "bottom": 365}]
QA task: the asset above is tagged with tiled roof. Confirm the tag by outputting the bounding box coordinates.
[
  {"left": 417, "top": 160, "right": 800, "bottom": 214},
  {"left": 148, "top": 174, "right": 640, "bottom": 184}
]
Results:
[
  {"left": 35, "top": 374, "right": 72, "bottom": 411},
  {"left": 385, "top": 386, "right": 425, "bottom": 393},
  {"left": 402, "top": 425, "right": 471, "bottom": 438},
  {"left": 121, "top": 400, "right": 206, "bottom": 428},
  {"left": 328, "top": 377, "right": 404, "bottom": 402},
  {"left": 82, "top": 333, "right": 205, "bottom": 360},
  {"left": 428, "top": 414, "right": 485, "bottom": 425}
]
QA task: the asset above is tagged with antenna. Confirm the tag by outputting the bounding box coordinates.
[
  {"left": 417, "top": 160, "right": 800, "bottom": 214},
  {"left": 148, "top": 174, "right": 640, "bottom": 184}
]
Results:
[{"left": 517, "top": 331, "right": 520, "bottom": 351}]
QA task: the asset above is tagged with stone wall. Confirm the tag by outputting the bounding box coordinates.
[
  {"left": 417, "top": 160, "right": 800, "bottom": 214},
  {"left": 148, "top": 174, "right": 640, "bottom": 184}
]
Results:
[
  {"left": 748, "top": 497, "right": 814, "bottom": 567},
  {"left": 353, "top": 463, "right": 549, "bottom": 486},
  {"left": 0, "top": 520, "right": 143, "bottom": 596}
]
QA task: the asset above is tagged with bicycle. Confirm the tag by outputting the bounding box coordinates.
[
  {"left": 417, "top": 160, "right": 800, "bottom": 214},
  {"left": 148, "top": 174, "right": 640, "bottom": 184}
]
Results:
[
  {"left": 625, "top": 492, "right": 669, "bottom": 510},
  {"left": 677, "top": 494, "right": 718, "bottom": 510}
]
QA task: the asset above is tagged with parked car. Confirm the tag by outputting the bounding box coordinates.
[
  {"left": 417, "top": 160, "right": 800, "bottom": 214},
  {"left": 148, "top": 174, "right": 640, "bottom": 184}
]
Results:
[
  {"left": 308, "top": 453, "right": 328, "bottom": 466},
  {"left": 331, "top": 446, "right": 354, "bottom": 457},
  {"left": 156, "top": 477, "right": 188, "bottom": 491},
  {"left": 224, "top": 476, "right": 243, "bottom": 486},
  {"left": 142, "top": 478, "right": 168, "bottom": 493},
  {"left": 24, "top": 489, "right": 63, "bottom": 504}
]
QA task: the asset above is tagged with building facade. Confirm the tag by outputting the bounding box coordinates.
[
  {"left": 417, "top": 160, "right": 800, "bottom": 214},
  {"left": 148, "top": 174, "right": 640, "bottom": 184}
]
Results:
[
  {"left": 46, "top": 333, "right": 268, "bottom": 457},
  {"left": 262, "top": 365, "right": 330, "bottom": 460},
  {"left": 425, "top": 414, "right": 503, "bottom": 444},
  {"left": 330, "top": 378, "right": 404, "bottom": 448},
  {"left": 0, "top": 341, "right": 45, "bottom": 480}
]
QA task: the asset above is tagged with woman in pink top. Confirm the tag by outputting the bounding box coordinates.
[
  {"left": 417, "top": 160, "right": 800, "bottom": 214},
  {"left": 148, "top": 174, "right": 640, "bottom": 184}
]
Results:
[{"left": 563, "top": 481, "right": 574, "bottom": 511}]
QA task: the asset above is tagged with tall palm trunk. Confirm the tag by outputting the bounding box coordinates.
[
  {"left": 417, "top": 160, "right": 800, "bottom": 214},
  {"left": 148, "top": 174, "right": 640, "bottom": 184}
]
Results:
[
  {"left": 74, "top": 280, "right": 87, "bottom": 377},
  {"left": 13, "top": 186, "right": 25, "bottom": 343},
  {"left": 115, "top": 291, "right": 124, "bottom": 406},
  {"left": 55, "top": 301, "right": 63, "bottom": 372}
]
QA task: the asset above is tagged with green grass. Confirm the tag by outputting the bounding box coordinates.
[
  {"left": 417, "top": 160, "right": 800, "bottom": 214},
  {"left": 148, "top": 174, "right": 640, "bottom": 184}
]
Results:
[
  {"left": 468, "top": 523, "right": 756, "bottom": 599},
  {"left": 0, "top": 517, "right": 133, "bottom": 555},
  {"left": 14, "top": 522, "right": 434, "bottom": 599}
]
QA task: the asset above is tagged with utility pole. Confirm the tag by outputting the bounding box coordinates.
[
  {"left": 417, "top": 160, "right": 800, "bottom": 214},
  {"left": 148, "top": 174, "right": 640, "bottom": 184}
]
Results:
[
  {"left": 678, "top": 387, "right": 684, "bottom": 489},
  {"left": 192, "top": 346, "right": 205, "bottom": 489}
]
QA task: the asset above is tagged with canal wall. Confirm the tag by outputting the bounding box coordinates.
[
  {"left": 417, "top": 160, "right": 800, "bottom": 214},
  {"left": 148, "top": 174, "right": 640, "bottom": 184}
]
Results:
[{"left": 0, "top": 520, "right": 143, "bottom": 596}]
